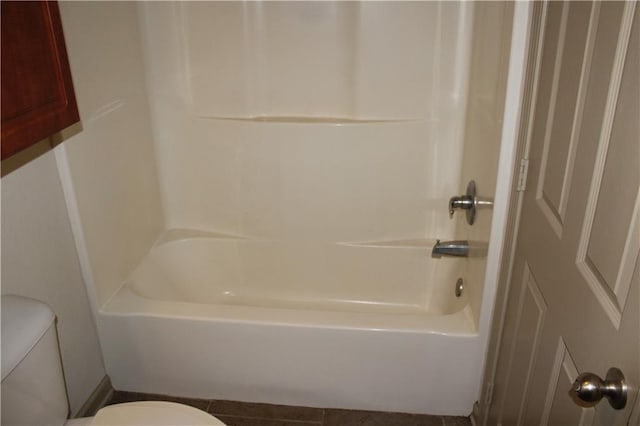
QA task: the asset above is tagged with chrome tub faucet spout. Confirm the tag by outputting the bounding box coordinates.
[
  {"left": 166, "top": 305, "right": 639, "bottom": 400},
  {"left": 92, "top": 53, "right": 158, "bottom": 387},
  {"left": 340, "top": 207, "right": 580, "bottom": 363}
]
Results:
[{"left": 431, "top": 240, "right": 470, "bottom": 258}]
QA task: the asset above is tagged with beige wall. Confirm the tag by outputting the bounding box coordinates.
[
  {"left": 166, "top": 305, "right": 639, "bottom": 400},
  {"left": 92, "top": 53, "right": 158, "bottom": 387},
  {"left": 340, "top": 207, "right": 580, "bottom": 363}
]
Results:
[
  {"left": 2, "top": 2, "right": 165, "bottom": 413},
  {"left": 57, "top": 1, "right": 164, "bottom": 307},
  {"left": 1, "top": 148, "right": 106, "bottom": 415}
]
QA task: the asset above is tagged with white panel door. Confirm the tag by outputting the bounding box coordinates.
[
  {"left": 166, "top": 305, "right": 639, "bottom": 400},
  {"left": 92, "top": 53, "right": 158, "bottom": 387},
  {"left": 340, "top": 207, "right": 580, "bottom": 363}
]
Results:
[{"left": 488, "top": 2, "right": 639, "bottom": 425}]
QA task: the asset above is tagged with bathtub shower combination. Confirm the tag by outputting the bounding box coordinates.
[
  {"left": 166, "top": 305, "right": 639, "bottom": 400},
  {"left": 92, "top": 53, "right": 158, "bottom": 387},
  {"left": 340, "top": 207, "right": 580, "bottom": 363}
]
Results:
[
  {"left": 60, "top": 1, "right": 517, "bottom": 416},
  {"left": 103, "top": 230, "right": 476, "bottom": 414}
]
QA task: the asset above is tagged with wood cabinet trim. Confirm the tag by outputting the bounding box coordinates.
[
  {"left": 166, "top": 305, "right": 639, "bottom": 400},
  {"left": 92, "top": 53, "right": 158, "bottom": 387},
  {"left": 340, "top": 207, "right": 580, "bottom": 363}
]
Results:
[{"left": 1, "top": 1, "right": 80, "bottom": 160}]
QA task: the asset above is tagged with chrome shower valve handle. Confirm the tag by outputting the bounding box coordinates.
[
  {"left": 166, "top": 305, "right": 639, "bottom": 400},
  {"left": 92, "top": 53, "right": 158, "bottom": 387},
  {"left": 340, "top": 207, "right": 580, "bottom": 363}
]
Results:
[
  {"left": 449, "top": 195, "right": 474, "bottom": 217},
  {"left": 448, "top": 180, "right": 493, "bottom": 225}
]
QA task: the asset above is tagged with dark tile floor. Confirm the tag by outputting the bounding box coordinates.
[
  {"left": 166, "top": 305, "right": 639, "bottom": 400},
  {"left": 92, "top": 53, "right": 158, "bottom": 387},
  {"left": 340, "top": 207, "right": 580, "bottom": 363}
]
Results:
[{"left": 106, "top": 391, "right": 471, "bottom": 425}]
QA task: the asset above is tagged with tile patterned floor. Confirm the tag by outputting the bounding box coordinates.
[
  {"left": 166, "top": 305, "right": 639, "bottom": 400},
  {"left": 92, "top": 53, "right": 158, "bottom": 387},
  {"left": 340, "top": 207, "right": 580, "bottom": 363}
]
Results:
[{"left": 106, "top": 391, "right": 471, "bottom": 425}]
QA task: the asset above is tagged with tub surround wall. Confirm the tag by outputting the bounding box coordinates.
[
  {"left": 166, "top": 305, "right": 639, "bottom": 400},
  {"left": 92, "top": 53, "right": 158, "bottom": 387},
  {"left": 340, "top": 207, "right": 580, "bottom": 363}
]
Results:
[
  {"left": 455, "top": 2, "right": 514, "bottom": 404},
  {"left": 57, "top": 1, "right": 164, "bottom": 308},
  {"left": 458, "top": 2, "right": 514, "bottom": 328},
  {"left": 139, "top": 2, "right": 472, "bottom": 242}
]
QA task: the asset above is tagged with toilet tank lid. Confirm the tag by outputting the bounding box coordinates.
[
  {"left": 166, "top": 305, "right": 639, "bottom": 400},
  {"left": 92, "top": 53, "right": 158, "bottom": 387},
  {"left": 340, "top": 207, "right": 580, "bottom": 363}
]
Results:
[
  {"left": 92, "top": 401, "right": 227, "bottom": 425},
  {"left": 1, "top": 295, "right": 56, "bottom": 381}
]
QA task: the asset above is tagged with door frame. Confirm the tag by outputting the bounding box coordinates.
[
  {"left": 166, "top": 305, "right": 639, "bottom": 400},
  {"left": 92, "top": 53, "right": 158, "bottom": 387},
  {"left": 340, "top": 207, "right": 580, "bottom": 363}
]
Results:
[
  {"left": 476, "top": 2, "right": 640, "bottom": 424},
  {"left": 474, "top": 2, "right": 543, "bottom": 425}
]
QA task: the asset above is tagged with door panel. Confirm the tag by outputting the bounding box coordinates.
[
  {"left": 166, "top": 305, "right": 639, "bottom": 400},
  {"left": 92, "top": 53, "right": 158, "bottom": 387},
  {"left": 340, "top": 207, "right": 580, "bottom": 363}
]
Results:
[
  {"left": 499, "top": 263, "right": 548, "bottom": 423},
  {"left": 578, "top": 6, "right": 639, "bottom": 323},
  {"left": 488, "top": 2, "right": 639, "bottom": 425},
  {"left": 536, "top": 1, "right": 591, "bottom": 234}
]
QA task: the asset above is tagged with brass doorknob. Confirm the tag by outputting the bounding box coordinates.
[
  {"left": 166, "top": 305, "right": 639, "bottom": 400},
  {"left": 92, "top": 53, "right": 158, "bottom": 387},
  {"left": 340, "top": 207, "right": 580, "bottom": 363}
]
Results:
[{"left": 569, "top": 367, "right": 627, "bottom": 410}]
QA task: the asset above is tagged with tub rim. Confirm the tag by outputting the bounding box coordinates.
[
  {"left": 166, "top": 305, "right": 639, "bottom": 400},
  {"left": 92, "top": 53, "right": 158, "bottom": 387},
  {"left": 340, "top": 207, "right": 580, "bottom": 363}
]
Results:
[{"left": 102, "top": 284, "right": 477, "bottom": 337}]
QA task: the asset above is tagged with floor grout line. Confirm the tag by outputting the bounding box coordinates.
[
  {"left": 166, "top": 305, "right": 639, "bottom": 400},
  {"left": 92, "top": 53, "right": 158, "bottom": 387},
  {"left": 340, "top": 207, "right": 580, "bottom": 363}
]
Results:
[
  {"left": 215, "top": 414, "right": 323, "bottom": 425},
  {"left": 211, "top": 414, "right": 322, "bottom": 423}
]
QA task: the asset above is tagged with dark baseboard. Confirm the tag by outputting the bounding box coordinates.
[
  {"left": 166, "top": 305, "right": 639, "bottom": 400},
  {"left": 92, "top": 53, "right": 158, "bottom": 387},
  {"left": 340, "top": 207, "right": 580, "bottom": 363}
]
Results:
[{"left": 73, "top": 375, "right": 114, "bottom": 418}]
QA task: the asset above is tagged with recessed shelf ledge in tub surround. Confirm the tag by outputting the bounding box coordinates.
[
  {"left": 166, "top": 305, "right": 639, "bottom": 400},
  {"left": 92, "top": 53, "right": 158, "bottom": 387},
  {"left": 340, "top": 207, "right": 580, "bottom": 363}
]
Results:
[
  {"left": 156, "top": 228, "right": 251, "bottom": 244},
  {"left": 199, "top": 115, "right": 422, "bottom": 125},
  {"left": 157, "top": 230, "right": 444, "bottom": 250},
  {"left": 336, "top": 239, "right": 438, "bottom": 249}
]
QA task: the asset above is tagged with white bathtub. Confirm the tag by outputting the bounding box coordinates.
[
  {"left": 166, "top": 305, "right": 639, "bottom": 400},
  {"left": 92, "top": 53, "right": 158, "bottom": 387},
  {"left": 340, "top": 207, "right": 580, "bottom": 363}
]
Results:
[{"left": 99, "top": 230, "right": 480, "bottom": 415}]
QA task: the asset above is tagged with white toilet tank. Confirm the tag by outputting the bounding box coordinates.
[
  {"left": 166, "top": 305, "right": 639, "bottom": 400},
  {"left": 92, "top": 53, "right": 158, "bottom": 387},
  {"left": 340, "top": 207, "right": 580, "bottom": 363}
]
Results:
[{"left": 1, "top": 295, "right": 69, "bottom": 426}]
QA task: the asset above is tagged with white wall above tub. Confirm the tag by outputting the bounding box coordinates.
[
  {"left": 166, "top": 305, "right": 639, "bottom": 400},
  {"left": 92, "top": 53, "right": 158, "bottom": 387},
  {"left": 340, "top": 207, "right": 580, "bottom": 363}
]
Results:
[{"left": 138, "top": 1, "right": 474, "bottom": 239}]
